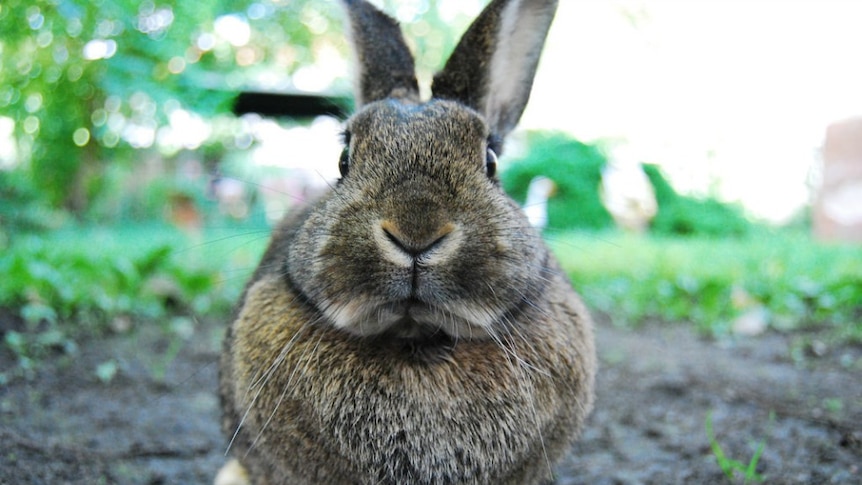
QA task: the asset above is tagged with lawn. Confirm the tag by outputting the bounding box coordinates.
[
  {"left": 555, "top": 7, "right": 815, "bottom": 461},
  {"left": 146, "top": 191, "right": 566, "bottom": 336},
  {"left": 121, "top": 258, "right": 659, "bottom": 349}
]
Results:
[
  {"left": 551, "top": 230, "right": 862, "bottom": 339},
  {"left": 2, "top": 222, "right": 860, "bottom": 375}
]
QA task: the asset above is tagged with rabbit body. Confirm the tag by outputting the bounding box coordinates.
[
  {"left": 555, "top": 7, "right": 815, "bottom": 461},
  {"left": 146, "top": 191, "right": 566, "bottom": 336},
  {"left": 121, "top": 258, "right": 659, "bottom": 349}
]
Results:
[{"left": 219, "top": 1, "right": 595, "bottom": 484}]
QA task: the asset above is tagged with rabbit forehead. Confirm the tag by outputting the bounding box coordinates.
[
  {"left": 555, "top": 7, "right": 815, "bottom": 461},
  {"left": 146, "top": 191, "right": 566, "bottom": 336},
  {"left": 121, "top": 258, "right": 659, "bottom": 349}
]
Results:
[{"left": 347, "top": 99, "right": 489, "bottom": 148}]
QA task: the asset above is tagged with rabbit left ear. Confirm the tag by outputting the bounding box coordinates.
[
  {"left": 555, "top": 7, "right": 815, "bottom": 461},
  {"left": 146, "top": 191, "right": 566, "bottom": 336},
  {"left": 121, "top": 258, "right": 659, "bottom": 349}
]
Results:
[
  {"left": 341, "top": 0, "right": 420, "bottom": 108},
  {"left": 432, "top": 0, "right": 558, "bottom": 140}
]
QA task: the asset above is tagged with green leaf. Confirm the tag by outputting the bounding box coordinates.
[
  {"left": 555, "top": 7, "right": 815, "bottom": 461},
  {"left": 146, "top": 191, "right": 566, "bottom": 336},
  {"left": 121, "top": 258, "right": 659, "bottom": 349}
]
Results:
[{"left": 95, "top": 360, "right": 119, "bottom": 384}]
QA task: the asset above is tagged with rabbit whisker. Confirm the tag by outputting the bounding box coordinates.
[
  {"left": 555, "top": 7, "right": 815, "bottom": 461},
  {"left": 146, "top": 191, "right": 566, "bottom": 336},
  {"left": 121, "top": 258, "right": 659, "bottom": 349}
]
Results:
[
  {"left": 248, "top": 320, "right": 326, "bottom": 456},
  {"left": 496, "top": 320, "right": 553, "bottom": 479},
  {"left": 220, "top": 175, "right": 310, "bottom": 205},
  {"left": 226, "top": 307, "right": 314, "bottom": 456}
]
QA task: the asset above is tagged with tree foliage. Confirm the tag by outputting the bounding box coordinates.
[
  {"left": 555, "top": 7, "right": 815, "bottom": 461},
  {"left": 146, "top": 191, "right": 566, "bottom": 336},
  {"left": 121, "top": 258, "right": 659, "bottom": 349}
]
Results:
[
  {"left": 501, "top": 132, "right": 755, "bottom": 236},
  {"left": 0, "top": 0, "right": 347, "bottom": 214},
  {"left": 643, "top": 164, "right": 752, "bottom": 237},
  {"left": 501, "top": 132, "right": 614, "bottom": 231},
  {"left": 0, "top": 0, "right": 508, "bottom": 221}
]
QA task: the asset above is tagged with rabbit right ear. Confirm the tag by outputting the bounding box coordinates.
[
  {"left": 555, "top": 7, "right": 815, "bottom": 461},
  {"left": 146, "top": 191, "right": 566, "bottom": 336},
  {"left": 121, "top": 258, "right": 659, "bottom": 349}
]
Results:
[
  {"left": 432, "top": 0, "right": 558, "bottom": 141},
  {"left": 341, "top": 0, "right": 420, "bottom": 108}
]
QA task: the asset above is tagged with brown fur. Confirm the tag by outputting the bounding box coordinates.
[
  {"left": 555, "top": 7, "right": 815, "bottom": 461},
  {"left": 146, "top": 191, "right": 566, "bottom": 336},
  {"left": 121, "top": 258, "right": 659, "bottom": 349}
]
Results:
[{"left": 218, "top": 1, "right": 595, "bottom": 483}]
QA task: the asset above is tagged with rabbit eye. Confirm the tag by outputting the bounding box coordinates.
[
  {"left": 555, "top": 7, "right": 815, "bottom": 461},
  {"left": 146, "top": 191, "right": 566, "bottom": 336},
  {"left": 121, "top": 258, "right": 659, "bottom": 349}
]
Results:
[
  {"left": 485, "top": 147, "right": 498, "bottom": 178},
  {"left": 339, "top": 147, "right": 350, "bottom": 177}
]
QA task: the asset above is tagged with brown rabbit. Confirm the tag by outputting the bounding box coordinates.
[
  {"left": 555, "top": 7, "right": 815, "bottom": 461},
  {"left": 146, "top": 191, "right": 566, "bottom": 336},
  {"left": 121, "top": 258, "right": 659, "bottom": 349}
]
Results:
[{"left": 217, "top": 1, "right": 596, "bottom": 483}]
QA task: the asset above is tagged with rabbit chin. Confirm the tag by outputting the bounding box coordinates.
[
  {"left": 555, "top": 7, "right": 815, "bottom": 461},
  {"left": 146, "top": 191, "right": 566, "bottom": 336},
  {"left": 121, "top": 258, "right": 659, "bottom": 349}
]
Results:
[{"left": 321, "top": 298, "right": 499, "bottom": 340}]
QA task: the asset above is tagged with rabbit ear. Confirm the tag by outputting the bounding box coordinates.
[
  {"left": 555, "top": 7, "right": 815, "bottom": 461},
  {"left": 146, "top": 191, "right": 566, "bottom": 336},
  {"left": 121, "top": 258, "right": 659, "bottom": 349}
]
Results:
[
  {"left": 341, "top": 0, "right": 420, "bottom": 107},
  {"left": 432, "top": 0, "right": 558, "bottom": 140}
]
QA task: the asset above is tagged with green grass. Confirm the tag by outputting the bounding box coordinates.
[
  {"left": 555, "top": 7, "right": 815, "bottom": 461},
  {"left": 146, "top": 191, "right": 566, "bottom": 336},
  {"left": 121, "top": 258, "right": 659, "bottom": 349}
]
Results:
[
  {"left": 0, "top": 220, "right": 269, "bottom": 374},
  {"left": 2, "top": 221, "right": 860, "bottom": 375},
  {"left": 1, "top": 222, "right": 267, "bottom": 323},
  {"left": 550, "top": 230, "right": 862, "bottom": 338},
  {"left": 705, "top": 410, "right": 772, "bottom": 483}
]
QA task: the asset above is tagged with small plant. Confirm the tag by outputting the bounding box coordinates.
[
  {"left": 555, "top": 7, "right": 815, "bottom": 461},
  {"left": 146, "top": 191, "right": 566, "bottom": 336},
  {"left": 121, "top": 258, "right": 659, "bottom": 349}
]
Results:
[
  {"left": 95, "top": 359, "right": 119, "bottom": 384},
  {"left": 705, "top": 410, "right": 774, "bottom": 483},
  {"left": 501, "top": 131, "right": 614, "bottom": 231},
  {"left": 642, "top": 164, "right": 752, "bottom": 237},
  {"left": 149, "top": 316, "right": 195, "bottom": 382}
]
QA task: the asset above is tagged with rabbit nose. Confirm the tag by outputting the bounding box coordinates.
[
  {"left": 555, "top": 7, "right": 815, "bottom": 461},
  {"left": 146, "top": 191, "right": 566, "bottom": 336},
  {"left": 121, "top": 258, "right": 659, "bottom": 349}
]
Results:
[{"left": 380, "top": 220, "right": 456, "bottom": 259}]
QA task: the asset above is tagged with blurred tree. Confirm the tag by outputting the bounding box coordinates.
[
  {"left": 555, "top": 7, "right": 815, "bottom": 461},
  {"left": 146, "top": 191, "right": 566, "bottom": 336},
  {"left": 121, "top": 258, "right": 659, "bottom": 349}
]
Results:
[
  {"left": 642, "top": 164, "right": 752, "bottom": 237},
  {"left": 0, "top": 0, "right": 345, "bottom": 215},
  {"left": 0, "top": 0, "right": 484, "bottom": 217},
  {"left": 502, "top": 132, "right": 615, "bottom": 231},
  {"left": 502, "top": 132, "right": 755, "bottom": 236}
]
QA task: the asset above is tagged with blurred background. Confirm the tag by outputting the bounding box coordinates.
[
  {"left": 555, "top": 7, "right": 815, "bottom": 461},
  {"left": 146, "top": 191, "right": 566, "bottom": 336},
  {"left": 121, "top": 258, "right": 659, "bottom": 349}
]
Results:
[{"left": 1, "top": 0, "right": 861, "bottom": 374}]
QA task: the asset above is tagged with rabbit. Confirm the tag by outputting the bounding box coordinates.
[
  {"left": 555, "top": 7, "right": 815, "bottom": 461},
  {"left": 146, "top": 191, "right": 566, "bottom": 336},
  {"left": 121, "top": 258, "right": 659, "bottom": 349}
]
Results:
[{"left": 217, "top": 0, "right": 596, "bottom": 484}]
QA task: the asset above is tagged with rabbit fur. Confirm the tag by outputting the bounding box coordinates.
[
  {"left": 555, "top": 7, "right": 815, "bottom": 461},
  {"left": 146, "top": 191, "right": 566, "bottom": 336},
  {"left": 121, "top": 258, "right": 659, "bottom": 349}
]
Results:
[{"left": 217, "top": 0, "right": 596, "bottom": 484}]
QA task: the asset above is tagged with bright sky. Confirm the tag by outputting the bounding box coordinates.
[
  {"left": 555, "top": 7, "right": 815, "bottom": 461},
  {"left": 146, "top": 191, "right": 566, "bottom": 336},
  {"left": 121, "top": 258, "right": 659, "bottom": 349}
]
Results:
[{"left": 523, "top": 0, "right": 862, "bottom": 222}]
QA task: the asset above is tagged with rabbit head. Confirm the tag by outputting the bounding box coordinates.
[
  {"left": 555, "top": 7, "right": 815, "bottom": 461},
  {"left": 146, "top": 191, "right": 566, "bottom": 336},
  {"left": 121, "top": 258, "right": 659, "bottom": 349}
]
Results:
[{"left": 286, "top": 0, "right": 560, "bottom": 341}]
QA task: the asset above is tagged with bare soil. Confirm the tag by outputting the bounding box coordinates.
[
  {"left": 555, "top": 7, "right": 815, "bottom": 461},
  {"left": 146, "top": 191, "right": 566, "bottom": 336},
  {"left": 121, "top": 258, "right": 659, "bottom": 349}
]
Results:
[{"left": 1, "top": 314, "right": 859, "bottom": 484}]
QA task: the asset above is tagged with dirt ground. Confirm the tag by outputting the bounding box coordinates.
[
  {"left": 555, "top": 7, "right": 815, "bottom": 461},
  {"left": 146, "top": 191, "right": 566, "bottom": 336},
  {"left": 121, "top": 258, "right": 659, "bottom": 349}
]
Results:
[{"left": 1, "top": 313, "right": 859, "bottom": 485}]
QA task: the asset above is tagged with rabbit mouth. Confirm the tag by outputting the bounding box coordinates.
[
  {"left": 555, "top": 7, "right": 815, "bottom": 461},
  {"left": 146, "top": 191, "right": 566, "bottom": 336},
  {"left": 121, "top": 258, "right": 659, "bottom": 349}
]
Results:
[
  {"left": 391, "top": 299, "right": 452, "bottom": 338},
  {"left": 387, "top": 316, "right": 444, "bottom": 340},
  {"left": 374, "top": 299, "right": 463, "bottom": 339},
  {"left": 325, "top": 296, "right": 495, "bottom": 340},
  {"left": 385, "top": 297, "right": 497, "bottom": 339}
]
